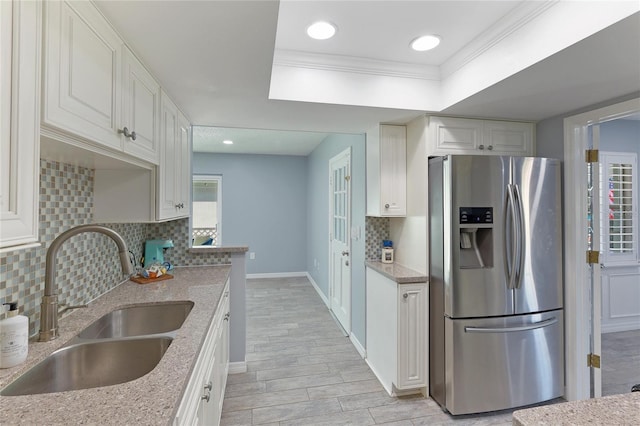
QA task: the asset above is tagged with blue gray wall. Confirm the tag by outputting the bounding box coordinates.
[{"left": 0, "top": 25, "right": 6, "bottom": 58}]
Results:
[
  {"left": 192, "top": 153, "right": 308, "bottom": 275},
  {"left": 536, "top": 93, "right": 640, "bottom": 159},
  {"left": 306, "top": 134, "right": 367, "bottom": 346},
  {"left": 600, "top": 119, "right": 640, "bottom": 153}
]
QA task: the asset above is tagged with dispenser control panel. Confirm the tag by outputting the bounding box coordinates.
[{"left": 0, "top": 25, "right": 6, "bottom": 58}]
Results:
[{"left": 459, "top": 207, "right": 493, "bottom": 224}]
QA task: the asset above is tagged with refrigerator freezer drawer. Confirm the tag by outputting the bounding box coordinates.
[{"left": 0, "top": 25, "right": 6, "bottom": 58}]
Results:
[{"left": 444, "top": 310, "right": 564, "bottom": 415}]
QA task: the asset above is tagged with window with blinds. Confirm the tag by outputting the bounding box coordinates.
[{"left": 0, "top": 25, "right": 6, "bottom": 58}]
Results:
[{"left": 600, "top": 152, "right": 638, "bottom": 265}]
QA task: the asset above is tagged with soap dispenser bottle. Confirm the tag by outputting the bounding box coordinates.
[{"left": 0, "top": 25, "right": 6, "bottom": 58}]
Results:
[{"left": 0, "top": 302, "right": 29, "bottom": 368}]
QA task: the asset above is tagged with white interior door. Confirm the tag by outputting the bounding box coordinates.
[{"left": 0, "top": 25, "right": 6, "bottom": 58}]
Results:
[{"left": 329, "top": 148, "right": 351, "bottom": 333}]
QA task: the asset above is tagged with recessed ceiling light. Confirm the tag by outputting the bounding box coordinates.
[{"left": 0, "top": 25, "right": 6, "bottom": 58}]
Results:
[
  {"left": 223, "top": 140, "right": 233, "bottom": 145},
  {"left": 410, "top": 34, "right": 441, "bottom": 52},
  {"left": 307, "top": 21, "right": 337, "bottom": 40}
]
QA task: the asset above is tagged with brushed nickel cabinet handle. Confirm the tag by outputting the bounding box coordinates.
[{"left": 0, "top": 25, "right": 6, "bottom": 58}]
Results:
[{"left": 118, "top": 127, "right": 136, "bottom": 140}]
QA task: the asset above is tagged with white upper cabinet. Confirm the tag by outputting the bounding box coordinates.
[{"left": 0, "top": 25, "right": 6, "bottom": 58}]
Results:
[
  {"left": 0, "top": 0, "right": 41, "bottom": 249},
  {"left": 427, "top": 116, "right": 534, "bottom": 157},
  {"left": 121, "top": 47, "right": 161, "bottom": 163},
  {"left": 157, "top": 92, "right": 191, "bottom": 221},
  {"left": 42, "top": 0, "right": 160, "bottom": 164},
  {"left": 178, "top": 111, "right": 192, "bottom": 217},
  {"left": 367, "top": 124, "right": 407, "bottom": 217},
  {"left": 42, "top": 0, "right": 123, "bottom": 151}
]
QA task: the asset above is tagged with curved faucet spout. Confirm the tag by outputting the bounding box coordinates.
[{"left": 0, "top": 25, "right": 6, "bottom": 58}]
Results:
[{"left": 38, "top": 225, "right": 134, "bottom": 342}]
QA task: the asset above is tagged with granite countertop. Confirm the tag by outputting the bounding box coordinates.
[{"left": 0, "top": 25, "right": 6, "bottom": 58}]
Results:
[
  {"left": 512, "top": 392, "right": 640, "bottom": 425},
  {"left": 0, "top": 265, "right": 231, "bottom": 426},
  {"left": 366, "top": 260, "right": 428, "bottom": 284},
  {"left": 188, "top": 245, "right": 249, "bottom": 254}
]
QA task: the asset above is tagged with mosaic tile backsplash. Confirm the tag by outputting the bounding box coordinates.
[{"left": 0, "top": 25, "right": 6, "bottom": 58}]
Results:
[
  {"left": 365, "top": 216, "right": 390, "bottom": 261},
  {"left": 0, "top": 160, "right": 230, "bottom": 336}
]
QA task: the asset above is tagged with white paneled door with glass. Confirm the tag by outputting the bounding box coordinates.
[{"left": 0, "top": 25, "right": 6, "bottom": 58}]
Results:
[{"left": 329, "top": 148, "right": 351, "bottom": 333}]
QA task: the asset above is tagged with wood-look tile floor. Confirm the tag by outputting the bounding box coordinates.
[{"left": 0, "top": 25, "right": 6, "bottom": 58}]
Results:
[
  {"left": 220, "top": 276, "right": 548, "bottom": 425},
  {"left": 602, "top": 329, "right": 640, "bottom": 396}
]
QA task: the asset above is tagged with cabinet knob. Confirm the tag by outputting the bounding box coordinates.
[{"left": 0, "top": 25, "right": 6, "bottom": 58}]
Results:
[
  {"left": 478, "top": 144, "right": 485, "bottom": 150},
  {"left": 224, "top": 312, "right": 230, "bottom": 321},
  {"left": 175, "top": 203, "right": 184, "bottom": 209},
  {"left": 403, "top": 293, "right": 408, "bottom": 299},
  {"left": 201, "top": 392, "right": 210, "bottom": 402},
  {"left": 384, "top": 203, "right": 390, "bottom": 209},
  {"left": 204, "top": 381, "right": 212, "bottom": 391},
  {"left": 118, "top": 127, "right": 136, "bottom": 140},
  {"left": 342, "top": 250, "right": 349, "bottom": 256},
  {"left": 487, "top": 145, "right": 493, "bottom": 150}
]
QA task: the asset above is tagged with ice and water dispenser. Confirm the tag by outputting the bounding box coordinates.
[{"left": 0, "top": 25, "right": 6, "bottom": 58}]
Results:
[{"left": 458, "top": 207, "right": 493, "bottom": 269}]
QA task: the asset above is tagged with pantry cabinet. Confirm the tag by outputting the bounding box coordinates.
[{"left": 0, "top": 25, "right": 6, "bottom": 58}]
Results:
[
  {"left": 42, "top": 0, "right": 160, "bottom": 165},
  {"left": 367, "top": 125, "right": 407, "bottom": 217},
  {"left": 366, "top": 267, "right": 427, "bottom": 395},
  {"left": 427, "top": 116, "right": 534, "bottom": 157},
  {"left": 0, "top": 0, "right": 41, "bottom": 249},
  {"left": 175, "top": 281, "right": 230, "bottom": 426}
]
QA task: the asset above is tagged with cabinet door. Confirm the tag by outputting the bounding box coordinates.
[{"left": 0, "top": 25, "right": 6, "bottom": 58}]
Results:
[
  {"left": 380, "top": 125, "right": 406, "bottom": 216},
  {"left": 121, "top": 47, "right": 160, "bottom": 164},
  {"left": 483, "top": 120, "right": 534, "bottom": 156},
  {"left": 397, "top": 283, "right": 427, "bottom": 390},
  {"left": 42, "top": 1, "right": 122, "bottom": 151},
  {"left": 177, "top": 113, "right": 192, "bottom": 216},
  {"left": 428, "top": 117, "right": 482, "bottom": 155},
  {"left": 158, "top": 93, "right": 179, "bottom": 220},
  {"left": 0, "top": 0, "right": 41, "bottom": 249}
]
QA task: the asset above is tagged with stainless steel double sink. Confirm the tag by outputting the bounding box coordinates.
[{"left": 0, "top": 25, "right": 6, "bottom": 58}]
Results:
[{"left": 1, "top": 301, "right": 194, "bottom": 396}]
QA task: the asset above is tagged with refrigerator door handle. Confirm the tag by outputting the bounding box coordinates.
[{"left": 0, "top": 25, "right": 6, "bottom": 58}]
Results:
[
  {"left": 504, "top": 184, "right": 519, "bottom": 290},
  {"left": 464, "top": 317, "right": 558, "bottom": 333},
  {"left": 513, "top": 184, "right": 525, "bottom": 289}
]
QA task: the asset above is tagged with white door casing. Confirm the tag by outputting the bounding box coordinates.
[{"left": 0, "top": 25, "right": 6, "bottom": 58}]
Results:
[
  {"left": 329, "top": 148, "right": 352, "bottom": 333},
  {"left": 563, "top": 97, "right": 640, "bottom": 401},
  {"left": 589, "top": 123, "right": 602, "bottom": 398}
]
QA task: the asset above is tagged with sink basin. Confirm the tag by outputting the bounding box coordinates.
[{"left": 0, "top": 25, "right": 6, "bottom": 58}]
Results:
[
  {"left": 0, "top": 337, "right": 172, "bottom": 396},
  {"left": 77, "top": 301, "right": 194, "bottom": 339}
]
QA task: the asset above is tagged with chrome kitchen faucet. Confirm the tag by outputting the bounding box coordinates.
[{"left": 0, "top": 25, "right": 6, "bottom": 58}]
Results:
[{"left": 38, "top": 225, "right": 134, "bottom": 342}]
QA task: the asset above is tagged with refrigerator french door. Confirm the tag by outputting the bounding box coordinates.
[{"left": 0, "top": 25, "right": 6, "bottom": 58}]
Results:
[{"left": 429, "top": 155, "right": 564, "bottom": 415}]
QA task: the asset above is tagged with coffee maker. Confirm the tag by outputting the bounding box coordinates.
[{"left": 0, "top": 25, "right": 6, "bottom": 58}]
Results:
[{"left": 144, "top": 239, "right": 174, "bottom": 267}]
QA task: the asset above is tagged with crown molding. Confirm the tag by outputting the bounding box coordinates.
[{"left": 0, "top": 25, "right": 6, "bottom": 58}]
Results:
[
  {"left": 441, "top": 0, "right": 559, "bottom": 79},
  {"left": 273, "top": 49, "right": 440, "bottom": 81}
]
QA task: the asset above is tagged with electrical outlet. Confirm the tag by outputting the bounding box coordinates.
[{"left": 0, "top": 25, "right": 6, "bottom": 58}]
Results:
[{"left": 249, "top": 252, "right": 255, "bottom": 260}]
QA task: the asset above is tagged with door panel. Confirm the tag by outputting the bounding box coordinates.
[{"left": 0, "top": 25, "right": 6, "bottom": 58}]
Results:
[
  {"left": 447, "top": 155, "right": 512, "bottom": 318},
  {"left": 329, "top": 149, "right": 351, "bottom": 332},
  {"left": 445, "top": 311, "right": 564, "bottom": 415},
  {"left": 512, "top": 157, "right": 563, "bottom": 314}
]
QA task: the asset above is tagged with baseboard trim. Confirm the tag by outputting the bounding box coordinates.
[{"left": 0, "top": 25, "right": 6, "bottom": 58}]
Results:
[
  {"left": 306, "top": 272, "right": 329, "bottom": 308},
  {"left": 228, "top": 361, "right": 247, "bottom": 374},
  {"left": 602, "top": 321, "right": 640, "bottom": 334},
  {"left": 350, "top": 333, "right": 366, "bottom": 359},
  {"left": 246, "top": 271, "right": 307, "bottom": 279}
]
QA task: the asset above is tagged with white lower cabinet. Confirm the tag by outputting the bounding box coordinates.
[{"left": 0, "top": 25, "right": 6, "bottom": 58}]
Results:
[
  {"left": 365, "top": 267, "right": 427, "bottom": 395},
  {"left": 175, "top": 281, "right": 230, "bottom": 426}
]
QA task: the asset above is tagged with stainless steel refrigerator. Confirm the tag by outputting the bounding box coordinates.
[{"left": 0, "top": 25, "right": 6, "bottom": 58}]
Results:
[{"left": 428, "top": 155, "right": 564, "bottom": 415}]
